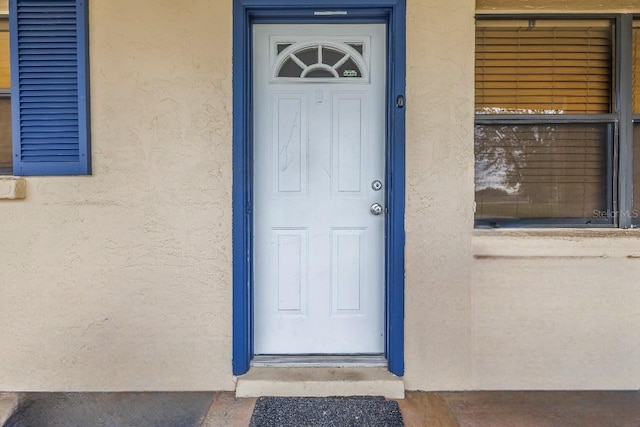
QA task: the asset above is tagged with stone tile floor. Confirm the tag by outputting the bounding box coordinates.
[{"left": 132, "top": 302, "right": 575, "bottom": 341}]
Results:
[
  {"left": 4, "top": 393, "right": 215, "bottom": 427},
  {"left": 400, "top": 391, "right": 640, "bottom": 427},
  {"left": 202, "top": 391, "right": 640, "bottom": 427},
  {"left": 3, "top": 391, "right": 640, "bottom": 426}
]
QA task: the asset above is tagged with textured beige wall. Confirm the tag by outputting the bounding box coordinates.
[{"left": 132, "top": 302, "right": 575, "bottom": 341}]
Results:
[
  {"left": 0, "top": 0, "right": 235, "bottom": 391},
  {"left": 403, "top": 0, "right": 476, "bottom": 390},
  {"left": 473, "top": 233, "right": 640, "bottom": 389},
  {"left": 474, "top": 258, "right": 640, "bottom": 389}
]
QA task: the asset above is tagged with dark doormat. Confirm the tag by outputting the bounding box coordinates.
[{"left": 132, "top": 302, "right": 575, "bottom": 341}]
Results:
[{"left": 249, "top": 396, "right": 404, "bottom": 427}]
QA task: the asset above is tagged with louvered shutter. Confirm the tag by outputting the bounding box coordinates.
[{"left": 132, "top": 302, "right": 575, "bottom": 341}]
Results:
[{"left": 9, "top": 0, "right": 90, "bottom": 175}]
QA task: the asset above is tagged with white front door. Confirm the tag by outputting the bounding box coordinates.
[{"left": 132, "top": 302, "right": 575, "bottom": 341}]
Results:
[{"left": 253, "top": 24, "right": 386, "bottom": 354}]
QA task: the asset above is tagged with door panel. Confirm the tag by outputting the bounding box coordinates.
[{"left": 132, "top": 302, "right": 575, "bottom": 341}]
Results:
[
  {"left": 272, "top": 93, "right": 307, "bottom": 196},
  {"left": 253, "top": 24, "right": 386, "bottom": 354},
  {"left": 332, "top": 228, "right": 365, "bottom": 312},
  {"left": 333, "top": 92, "right": 366, "bottom": 196},
  {"left": 273, "top": 228, "right": 308, "bottom": 313}
]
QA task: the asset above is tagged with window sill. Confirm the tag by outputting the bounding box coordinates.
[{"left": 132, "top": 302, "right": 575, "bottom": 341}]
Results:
[
  {"left": 473, "top": 228, "right": 640, "bottom": 259},
  {"left": 0, "top": 177, "right": 26, "bottom": 200}
]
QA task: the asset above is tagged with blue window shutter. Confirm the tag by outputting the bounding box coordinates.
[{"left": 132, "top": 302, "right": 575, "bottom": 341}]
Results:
[{"left": 9, "top": 0, "right": 91, "bottom": 176}]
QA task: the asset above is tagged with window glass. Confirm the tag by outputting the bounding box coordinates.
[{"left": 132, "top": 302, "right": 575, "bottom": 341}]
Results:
[
  {"left": 634, "top": 21, "right": 640, "bottom": 223},
  {"left": 634, "top": 124, "right": 640, "bottom": 221},
  {"left": 475, "top": 124, "right": 608, "bottom": 221},
  {"left": 0, "top": 19, "right": 7, "bottom": 88},
  {"left": 475, "top": 18, "right": 615, "bottom": 226},
  {"left": 476, "top": 20, "right": 612, "bottom": 114},
  {"left": 294, "top": 47, "right": 318, "bottom": 67},
  {"left": 0, "top": 16, "right": 9, "bottom": 173},
  {"left": 633, "top": 22, "right": 640, "bottom": 114},
  {"left": 278, "top": 58, "right": 304, "bottom": 78},
  {"left": 631, "top": 21, "right": 640, "bottom": 224},
  {"left": 275, "top": 42, "right": 364, "bottom": 79},
  {"left": 0, "top": 97, "right": 9, "bottom": 171}
]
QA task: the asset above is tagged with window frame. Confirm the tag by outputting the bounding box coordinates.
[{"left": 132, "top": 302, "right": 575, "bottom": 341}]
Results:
[
  {"left": 474, "top": 14, "right": 636, "bottom": 229},
  {"left": 632, "top": 18, "right": 640, "bottom": 226},
  {"left": 474, "top": 119, "right": 617, "bottom": 228}
]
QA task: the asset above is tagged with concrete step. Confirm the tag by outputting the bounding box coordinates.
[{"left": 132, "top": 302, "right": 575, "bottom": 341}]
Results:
[{"left": 236, "top": 367, "right": 404, "bottom": 399}]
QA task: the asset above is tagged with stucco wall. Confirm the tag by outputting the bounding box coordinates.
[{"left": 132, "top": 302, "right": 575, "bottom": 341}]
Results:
[
  {"left": 0, "top": 0, "right": 235, "bottom": 391},
  {"left": 0, "top": 0, "right": 638, "bottom": 392},
  {"left": 473, "top": 232, "right": 640, "bottom": 389},
  {"left": 403, "top": 0, "right": 475, "bottom": 390}
]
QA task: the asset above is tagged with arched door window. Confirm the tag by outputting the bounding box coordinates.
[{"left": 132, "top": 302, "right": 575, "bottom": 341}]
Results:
[{"left": 273, "top": 41, "right": 368, "bottom": 80}]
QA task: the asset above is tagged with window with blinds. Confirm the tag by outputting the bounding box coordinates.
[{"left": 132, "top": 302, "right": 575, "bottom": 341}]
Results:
[
  {"left": 633, "top": 21, "right": 640, "bottom": 114},
  {"left": 0, "top": 15, "right": 9, "bottom": 173},
  {"left": 634, "top": 125, "right": 640, "bottom": 220},
  {"left": 475, "top": 18, "right": 614, "bottom": 224},
  {"left": 634, "top": 23, "right": 640, "bottom": 221},
  {"left": 476, "top": 20, "right": 613, "bottom": 115}
]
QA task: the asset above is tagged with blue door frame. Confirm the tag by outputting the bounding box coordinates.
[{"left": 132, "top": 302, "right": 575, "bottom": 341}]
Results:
[{"left": 232, "top": 0, "right": 406, "bottom": 377}]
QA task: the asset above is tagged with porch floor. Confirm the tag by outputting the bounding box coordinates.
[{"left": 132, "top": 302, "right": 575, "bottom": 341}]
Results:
[
  {"left": 203, "top": 391, "right": 640, "bottom": 426},
  {"left": 3, "top": 390, "right": 639, "bottom": 426}
]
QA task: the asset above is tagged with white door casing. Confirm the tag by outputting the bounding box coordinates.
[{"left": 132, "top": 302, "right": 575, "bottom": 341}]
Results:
[{"left": 253, "top": 24, "right": 386, "bottom": 354}]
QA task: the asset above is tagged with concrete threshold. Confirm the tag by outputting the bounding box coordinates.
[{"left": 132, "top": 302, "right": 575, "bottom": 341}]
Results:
[
  {"left": 0, "top": 393, "right": 20, "bottom": 425},
  {"left": 236, "top": 367, "right": 405, "bottom": 399}
]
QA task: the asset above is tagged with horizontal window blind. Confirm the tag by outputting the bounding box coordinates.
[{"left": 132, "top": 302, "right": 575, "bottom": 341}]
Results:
[
  {"left": 634, "top": 125, "right": 640, "bottom": 219},
  {"left": 632, "top": 23, "right": 640, "bottom": 223},
  {"left": 475, "top": 124, "right": 607, "bottom": 219},
  {"left": 633, "top": 22, "right": 640, "bottom": 114},
  {"left": 0, "top": 97, "right": 10, "bottom": 170},
  {"left": 476, "top": 20, "right": 612, "bottom": 114},
  {"left": 0, "top": 19, "right": 8, "bottom": 88},
  {"left": 0, "top": 18, "right": 9, "bottom": 172}
]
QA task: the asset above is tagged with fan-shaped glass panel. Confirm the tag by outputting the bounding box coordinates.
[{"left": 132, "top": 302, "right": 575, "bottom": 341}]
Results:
[{"left": 275, "top": 42, "right": 365, "bottom": 79}]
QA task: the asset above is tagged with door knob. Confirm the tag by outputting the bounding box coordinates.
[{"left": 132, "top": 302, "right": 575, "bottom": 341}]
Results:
[{"left": 370, "top": 203, "right": 383, "bottom": 216}]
